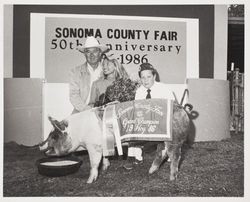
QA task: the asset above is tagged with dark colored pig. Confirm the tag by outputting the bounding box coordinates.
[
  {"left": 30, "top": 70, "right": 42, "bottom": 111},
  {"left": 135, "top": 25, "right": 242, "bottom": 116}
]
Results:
[
  {"left": 39, "top": 102, "right": 192, "bottom": 183},
  {"left": 148, "top": 103, "right": 192, "bottom": 180}
]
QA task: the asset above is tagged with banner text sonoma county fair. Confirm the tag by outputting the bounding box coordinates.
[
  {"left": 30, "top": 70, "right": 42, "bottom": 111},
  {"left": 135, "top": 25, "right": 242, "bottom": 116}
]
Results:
[{"left": 50, "top": 27, "right": 182, "bottom": 65}]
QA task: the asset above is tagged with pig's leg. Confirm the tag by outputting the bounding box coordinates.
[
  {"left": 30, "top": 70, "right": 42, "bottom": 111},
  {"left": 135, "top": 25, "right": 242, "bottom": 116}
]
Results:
[
  {"left": 86, "top": 144, "right": 102, "bottom": 183},
  {"left": 102, "top": 157, "right": 110, "bottom": 171},
  {"left": 168, "top": 146, "right": 182, "bottom": 181},
  {"left": 149, "top": 142, "right": 167, "bottom": 174}
]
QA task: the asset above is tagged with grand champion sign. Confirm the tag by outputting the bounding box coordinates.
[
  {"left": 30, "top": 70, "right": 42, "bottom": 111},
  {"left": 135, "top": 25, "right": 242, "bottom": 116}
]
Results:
[
  {"left": 30, "top": 14, "right": 199, "bottom": 83},
  {"left": 102, "top": 98, "right": 174, "bottom": 156},
  {"left": 115, "top": 98, "right": 173, "bottom": 141}
]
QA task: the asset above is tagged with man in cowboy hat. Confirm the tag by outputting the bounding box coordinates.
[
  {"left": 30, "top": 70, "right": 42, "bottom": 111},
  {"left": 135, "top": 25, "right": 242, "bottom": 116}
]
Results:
[{"left": 69, "top": 36, "right": 109, "bottom": 114}]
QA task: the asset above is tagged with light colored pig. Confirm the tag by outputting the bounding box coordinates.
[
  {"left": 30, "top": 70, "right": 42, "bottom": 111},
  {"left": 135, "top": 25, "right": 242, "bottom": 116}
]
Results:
[{"left": 39, "top": 108, "right": 110, "bottom": 183}]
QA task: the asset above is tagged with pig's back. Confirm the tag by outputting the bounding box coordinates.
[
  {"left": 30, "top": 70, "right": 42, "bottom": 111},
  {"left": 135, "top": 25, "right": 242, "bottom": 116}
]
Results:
[{"left": 67, "top": 109, "right": 103, "bottom": 145}]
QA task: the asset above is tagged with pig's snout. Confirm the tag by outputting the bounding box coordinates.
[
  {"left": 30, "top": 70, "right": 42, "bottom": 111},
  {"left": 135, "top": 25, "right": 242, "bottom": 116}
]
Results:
[
  {"left": 39, "top": 143, "right": 57, "bottom": 156},
  {"left": 39, "top": 142, "right": 48, "bottom": 151}
]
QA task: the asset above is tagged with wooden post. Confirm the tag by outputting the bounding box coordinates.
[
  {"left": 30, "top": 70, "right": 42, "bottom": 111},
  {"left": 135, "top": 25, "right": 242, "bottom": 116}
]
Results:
[
  {"left": 234, "top": 68, "right": 240, "bottom": 134},
  {"left": 229, "top": 62, "right": 244, "bottom": 134},
  {"left": 239, "top": 73, "right": 244, "bottom": 132}
]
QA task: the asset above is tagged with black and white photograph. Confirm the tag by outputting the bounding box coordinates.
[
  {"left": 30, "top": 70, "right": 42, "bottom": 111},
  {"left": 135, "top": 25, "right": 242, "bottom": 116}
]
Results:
[{"left": 0, "top": 0, "right": 248, "bottom": 199}]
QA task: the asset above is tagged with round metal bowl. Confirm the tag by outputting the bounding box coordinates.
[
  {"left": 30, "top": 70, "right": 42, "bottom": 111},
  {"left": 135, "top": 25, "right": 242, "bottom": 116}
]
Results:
[{"left": 36, "top": 156, "right": 82, "bottom": 177}]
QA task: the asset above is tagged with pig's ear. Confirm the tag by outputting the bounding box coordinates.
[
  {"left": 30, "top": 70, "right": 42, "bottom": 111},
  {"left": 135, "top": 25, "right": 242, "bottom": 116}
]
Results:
[
  {"left": 48, "top": 115, "right": 56, "bottom": 126},
  {"left": 48, "top": 115, "right": 63, "bottom": 132},
  {"left": 48, "top": 115, "right": 56, "bottom": 123}
]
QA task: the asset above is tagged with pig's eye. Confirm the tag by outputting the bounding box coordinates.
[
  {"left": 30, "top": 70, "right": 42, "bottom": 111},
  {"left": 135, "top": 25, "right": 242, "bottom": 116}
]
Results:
[{"left": 52, "top": 133, "right": 60, "bottom": 140}]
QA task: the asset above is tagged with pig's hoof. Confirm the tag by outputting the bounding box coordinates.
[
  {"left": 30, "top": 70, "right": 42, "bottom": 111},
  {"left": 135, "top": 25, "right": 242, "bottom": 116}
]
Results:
[
  {"left": 170, "top": 174, "right": 177, "bottom": 181},
  {"left": 102, "top": 164, "right": 109, "bottom": 171},
  {"left": 87, "top": 171, "right": 98, "bottom": 183},
  {"left": 102, "top": 162, "right": 110, "bottom": 171},
  {"left": 86, "top": 179, "right": 92, "bottom": 184},
  {"left": 149, "top": 165, "right": 159, "bottom": 174},
  {"left": 102, "top": 158, "right": 110, "bottom": 171},
  {"left": 87, "top": 176, "right": 96, "bottom": 184}
]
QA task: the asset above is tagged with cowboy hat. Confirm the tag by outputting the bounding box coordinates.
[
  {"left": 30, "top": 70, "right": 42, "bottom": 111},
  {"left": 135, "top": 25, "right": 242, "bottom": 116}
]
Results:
[{"left": 78, "top": 36, "right": 109, "bottom": 53}]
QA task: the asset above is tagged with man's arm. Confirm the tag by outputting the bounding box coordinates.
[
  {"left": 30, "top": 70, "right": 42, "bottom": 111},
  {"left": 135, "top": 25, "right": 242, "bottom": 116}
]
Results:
[
  {"left": 88, "top": 82, "right": 99, "bottom": 107},
  {"left": 69, "top": 68, "right": 88, "bottom": 112}
]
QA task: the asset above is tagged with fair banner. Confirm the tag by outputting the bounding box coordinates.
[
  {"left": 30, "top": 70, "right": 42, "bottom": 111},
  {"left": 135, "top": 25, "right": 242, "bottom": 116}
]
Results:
[
  {"left": 115, "top": 98, "right": 173, "bottom": 141},
  {"left": 30, "top": 14, "right": 199, "bottom": 83},
  {"left": 102, "top": 98, "right": 174, "bottom": 156}
]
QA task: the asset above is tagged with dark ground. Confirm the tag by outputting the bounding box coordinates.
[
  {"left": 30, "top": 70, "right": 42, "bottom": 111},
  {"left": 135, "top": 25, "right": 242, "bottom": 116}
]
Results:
[{"left": 3, "top": 132, "right": 244, "bottom": 197}]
